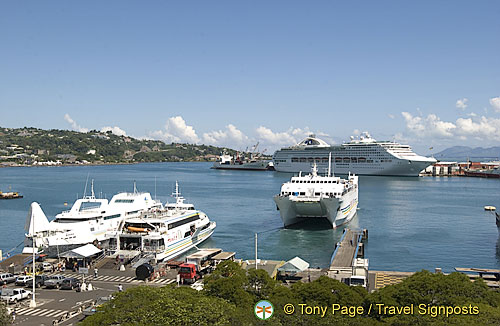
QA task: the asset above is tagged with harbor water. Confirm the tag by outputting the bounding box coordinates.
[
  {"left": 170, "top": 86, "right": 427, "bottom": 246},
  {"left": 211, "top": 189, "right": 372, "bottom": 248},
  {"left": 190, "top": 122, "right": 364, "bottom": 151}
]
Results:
[{"left": 1, "top": 162, "right": 499, "bottom": 272}]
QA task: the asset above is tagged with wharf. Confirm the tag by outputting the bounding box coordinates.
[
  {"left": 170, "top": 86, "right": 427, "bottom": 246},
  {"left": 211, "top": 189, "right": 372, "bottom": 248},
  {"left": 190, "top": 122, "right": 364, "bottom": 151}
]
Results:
[
  {"left": 455, "top": 267, "right": 500, "bottom": 288},
  {"left": 368, "top": 270, "right": 414, "bottom": 292},
  {"left": 328, "top": 228, "right": 368, "bottom": 281}
]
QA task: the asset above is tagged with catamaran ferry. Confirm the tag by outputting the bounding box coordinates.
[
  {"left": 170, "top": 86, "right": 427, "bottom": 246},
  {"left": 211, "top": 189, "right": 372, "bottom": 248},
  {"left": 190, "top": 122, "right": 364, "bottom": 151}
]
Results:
[
  {"left": 274, "top": 155, "right": 358, "bottom": 228},
  {"left": 24, "top": 181, "right": 162, "bottom": 256},
  {"left": 272, "top": 132, "right": 436, "bottom": 176},
  {"left": 109, "top": 182, "right": 216, "bottom": 262}
]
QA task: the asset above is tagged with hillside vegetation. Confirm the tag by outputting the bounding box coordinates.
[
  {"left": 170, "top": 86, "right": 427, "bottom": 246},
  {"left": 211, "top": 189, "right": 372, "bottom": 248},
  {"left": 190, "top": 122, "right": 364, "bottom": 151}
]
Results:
[{"left": 0, "top": 127, "right": 238, "bottom": 165}]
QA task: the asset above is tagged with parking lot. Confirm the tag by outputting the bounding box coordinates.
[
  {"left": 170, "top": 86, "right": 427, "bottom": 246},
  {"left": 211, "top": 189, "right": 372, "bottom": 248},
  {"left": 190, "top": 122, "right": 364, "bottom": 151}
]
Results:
[{"left": 2, "top": 267, "right": 180, "bottom": 325}]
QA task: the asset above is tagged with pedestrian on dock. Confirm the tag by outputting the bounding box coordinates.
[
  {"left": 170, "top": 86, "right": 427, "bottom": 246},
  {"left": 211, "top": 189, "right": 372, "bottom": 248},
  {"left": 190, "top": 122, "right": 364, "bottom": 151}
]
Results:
[
  {"left": 94, "top": 268, "right": 98, "bottom": 278},
  {"left": 118, "top": 284, "right": 123, "bottom": 292},
  {"left": 81, "top": 282, "right": 87, "bottom": 292},
  {"left": 87, "top": 283, "right": 93, "bottom": 291}
]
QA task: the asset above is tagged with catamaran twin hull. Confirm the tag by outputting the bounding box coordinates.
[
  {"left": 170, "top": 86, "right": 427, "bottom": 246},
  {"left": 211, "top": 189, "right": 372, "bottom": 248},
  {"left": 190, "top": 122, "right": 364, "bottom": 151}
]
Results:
[{"left": 274, "top": 191, "right": 358, "bottom": 228}]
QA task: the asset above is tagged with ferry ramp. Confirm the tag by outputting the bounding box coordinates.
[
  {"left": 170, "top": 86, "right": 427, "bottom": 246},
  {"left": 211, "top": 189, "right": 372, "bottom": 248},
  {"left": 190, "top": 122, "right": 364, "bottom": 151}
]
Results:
[{"left": 328, "top": 228, "right": 367, "bottom": 281}]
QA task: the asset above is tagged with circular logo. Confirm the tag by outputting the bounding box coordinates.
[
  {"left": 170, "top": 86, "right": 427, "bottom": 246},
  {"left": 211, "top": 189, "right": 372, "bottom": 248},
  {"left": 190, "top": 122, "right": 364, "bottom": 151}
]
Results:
[{"left": 254, "top": 300, "right": 274, "bottom": 320}]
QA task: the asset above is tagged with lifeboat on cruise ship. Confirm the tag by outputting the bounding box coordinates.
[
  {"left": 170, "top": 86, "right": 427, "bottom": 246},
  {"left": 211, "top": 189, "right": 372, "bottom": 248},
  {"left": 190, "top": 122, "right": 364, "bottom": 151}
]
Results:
[{"left": 127, "top": 226, "right": 150, "bottom": 233}]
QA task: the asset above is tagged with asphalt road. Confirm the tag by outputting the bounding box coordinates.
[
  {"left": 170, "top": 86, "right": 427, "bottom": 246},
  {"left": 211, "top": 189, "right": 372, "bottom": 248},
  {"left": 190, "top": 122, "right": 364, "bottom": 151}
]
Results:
[{"left": 2, "top": 268, "right": 181, "bottom": 326}]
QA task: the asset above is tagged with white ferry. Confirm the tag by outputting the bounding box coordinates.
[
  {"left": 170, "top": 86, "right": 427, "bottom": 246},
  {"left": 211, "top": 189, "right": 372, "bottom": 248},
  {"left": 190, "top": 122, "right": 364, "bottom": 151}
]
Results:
[
  {"left": 272, "top": 132, "right": 436, "bottom": 176},
  {"left": 274, "top": 155, "right": 358, "bottom": 228},
  {"left": 110, "top": 182, "right": 216, "bottom": 262},
  {"left": 23, "top": 181, "right": 162, "bottom": 255}
]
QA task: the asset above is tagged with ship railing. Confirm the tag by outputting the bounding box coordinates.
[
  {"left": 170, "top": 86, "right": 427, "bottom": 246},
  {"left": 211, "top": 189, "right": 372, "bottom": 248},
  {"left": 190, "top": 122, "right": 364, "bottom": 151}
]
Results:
[
  {"left": 130, "top": 253, "right": 144, "bottom": 266},
  {"left": 291, "top": 195, "right": 321, "bottom": 201},
  {"left": 93, "top": 251, "right": 108, "bottom": 264}
]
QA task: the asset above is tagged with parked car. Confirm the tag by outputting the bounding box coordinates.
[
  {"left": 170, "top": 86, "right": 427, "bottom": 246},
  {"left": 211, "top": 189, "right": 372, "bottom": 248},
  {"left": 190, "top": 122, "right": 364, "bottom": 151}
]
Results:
[
  {"left": 0, "top": 273, "right": 17, "bottom": 285},
  {"left": 26, "top": 275, "right": 50, "bottom": 288},
  {"left": 39, "top": 262, "right": 53, "bottom": 272},
  {"left": 44, "top": 275, "right": 65, "bottom": 289},
  {"left": 60, "top": 277, "right": 81, "bottom": 290},
  {"left": 15, "top": 275, "right": 33, "bottom": 286},
  {"left": 82, "top": 296, "right": 112, "bottom": 317},
  {"left": 0, "top": 288, "right": 31, "bottom": 304}
]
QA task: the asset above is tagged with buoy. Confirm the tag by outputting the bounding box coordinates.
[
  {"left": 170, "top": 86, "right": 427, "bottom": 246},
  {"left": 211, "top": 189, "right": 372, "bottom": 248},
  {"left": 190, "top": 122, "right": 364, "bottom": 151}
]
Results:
[{"left": 484, "top": 206, "right": 496, "bottom": 211}]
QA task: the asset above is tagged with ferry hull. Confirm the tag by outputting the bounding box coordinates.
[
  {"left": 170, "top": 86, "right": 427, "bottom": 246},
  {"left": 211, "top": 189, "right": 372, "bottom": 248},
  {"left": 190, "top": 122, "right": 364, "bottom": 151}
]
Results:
[
  {"left": 274, "top": 189, "right": 358, "bottom": 228},
  {"left": 159, "top": 225, "right": 215, "bottom": 262}
]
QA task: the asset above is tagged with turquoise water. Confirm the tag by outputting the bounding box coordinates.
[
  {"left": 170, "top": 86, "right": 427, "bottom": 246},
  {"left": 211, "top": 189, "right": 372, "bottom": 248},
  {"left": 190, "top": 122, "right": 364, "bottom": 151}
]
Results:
[{"left": 1, "top": 162, "right": 499, "bottom": 272}]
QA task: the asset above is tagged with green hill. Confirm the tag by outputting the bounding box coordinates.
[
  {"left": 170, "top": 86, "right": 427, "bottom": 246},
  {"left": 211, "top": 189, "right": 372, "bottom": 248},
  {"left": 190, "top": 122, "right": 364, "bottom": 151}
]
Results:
[{"left": 0, "top": 126, "right": 239, "bottom": 165}]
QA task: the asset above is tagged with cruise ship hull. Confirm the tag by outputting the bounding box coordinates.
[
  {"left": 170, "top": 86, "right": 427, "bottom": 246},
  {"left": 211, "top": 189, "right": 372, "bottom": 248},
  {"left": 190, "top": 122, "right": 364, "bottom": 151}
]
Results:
[
  {"left": 274, "top": 189, "right": 358, "bottom": 228},
  {"left": 272, "top": 157, "right": 432, "bottom": 176}
]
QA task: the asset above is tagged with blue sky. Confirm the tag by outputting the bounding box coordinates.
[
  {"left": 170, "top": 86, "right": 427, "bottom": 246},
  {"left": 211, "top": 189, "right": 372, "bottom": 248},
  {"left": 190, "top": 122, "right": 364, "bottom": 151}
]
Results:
[{"left": 1, "top": 1, "right": 499, "bottom": 153}]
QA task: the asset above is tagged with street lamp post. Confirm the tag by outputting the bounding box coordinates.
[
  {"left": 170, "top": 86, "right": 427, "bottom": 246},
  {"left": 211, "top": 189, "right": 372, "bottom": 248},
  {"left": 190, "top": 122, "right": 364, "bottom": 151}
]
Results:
[{"left": 30, "top": 219, "right": 36, "bottom": 308}]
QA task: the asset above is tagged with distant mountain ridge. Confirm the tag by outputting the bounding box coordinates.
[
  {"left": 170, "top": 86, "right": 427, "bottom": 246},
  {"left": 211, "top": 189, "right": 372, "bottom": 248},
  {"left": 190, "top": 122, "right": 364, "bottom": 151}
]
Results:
[{"left": 430, "top": 146, "right": 500, "bottom": 161}]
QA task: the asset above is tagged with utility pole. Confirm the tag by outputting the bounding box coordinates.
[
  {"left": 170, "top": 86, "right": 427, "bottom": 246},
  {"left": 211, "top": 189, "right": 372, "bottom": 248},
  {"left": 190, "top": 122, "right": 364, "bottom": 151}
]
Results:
[
  {"left": 255, "top": 233, "right": 258, "bottom": 270},
  {"left": 30, "top": 214, "right": 36, "bottom": 308}
]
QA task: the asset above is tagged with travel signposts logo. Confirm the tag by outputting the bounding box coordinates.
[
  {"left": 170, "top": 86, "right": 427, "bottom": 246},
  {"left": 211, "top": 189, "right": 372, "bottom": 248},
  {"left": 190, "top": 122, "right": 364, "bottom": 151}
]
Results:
[{"left": 255, "top": 300, "right": 274, "bottom": 320}]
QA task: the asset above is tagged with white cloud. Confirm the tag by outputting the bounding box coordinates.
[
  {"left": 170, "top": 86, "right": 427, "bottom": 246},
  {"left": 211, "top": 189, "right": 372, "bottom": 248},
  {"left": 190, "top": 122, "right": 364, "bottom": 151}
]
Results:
[
  {"left": 455, "top": 116, "right": 500, "bottom": 139},
  {"left": 402, "top": 111, "right": 500, "bottom": 141},
  {"left": 402, "top": 112, "right": 456, "bottom": 137},
  {"left": 388, "top": 114, "right": 395, "bottom": 119},
  {"left": 256, "top": 126, "right": 297, "bottom": 145},
  {"left": 64, "top": 114, "right": 89, "bottom": 133},
  {"left": 101, "top": 126, "right": 127, "bottom": 137},
  {"left": 202, "top": 124, "right": 248, "bottom": 146},
  {"left": 255, "top": 126, "right": 332, "bottom": 147},
  {"left": 393, "top": 132, "right": 408, "bottom": 142},
  {"left": 152, "top": 116, "right": 200, "bottom": 143},
  {"left": 456, "top": 98, "right": 468, "bottom": 110},
  {"left": 490, "top": 97, "right": 500, "bottom": 113}
]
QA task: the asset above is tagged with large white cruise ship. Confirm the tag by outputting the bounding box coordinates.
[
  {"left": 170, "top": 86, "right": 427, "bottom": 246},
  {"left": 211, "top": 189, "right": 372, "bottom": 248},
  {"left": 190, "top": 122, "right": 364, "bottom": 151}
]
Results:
[
  {"left": 272, "top": 132, "right": 436, "bottom": 176},
  {"left": 24, "top": 181, "right": 162, "bottom": 255},
  {"left": 274, "top": 159, "right": 358, "bottom": 228}
]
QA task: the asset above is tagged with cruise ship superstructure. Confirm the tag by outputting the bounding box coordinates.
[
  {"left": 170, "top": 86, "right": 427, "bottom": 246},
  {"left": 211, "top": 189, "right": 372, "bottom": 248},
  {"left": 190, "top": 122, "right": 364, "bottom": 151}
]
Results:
[
  {"left": 272, "top": 132, "right": 436, "bottom": 176},
  {"left": 24, "top": 181, "right": 162, "bottom": 255},
  {"left": 110, "top": 182, "right": 216, "bottom": 262},
  {"left": 274, "top": 157, "right": 359, "bottom": 228}
]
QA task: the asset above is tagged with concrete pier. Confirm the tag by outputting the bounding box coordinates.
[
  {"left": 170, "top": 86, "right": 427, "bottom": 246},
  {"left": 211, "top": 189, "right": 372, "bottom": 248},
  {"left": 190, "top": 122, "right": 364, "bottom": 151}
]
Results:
[{"left": 328, "top": 228, "right": 368, "bottom": 282}]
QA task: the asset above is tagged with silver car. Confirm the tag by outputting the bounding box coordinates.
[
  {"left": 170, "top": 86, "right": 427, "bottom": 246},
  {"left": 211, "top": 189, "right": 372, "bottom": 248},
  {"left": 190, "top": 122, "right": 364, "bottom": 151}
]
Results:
[{"left": 44, "top": 275, "right": 65, "bottom": 288}]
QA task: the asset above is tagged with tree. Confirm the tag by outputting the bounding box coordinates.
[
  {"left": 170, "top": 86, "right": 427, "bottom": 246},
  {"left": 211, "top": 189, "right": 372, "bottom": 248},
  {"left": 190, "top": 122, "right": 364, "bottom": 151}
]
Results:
[
  {"left": 0, "top": 302, "right": 12, "bottom": 326},
  {"left": 246, "top": 268, "right": 277, "bottom": 299},
  {"left": 80, "top": 286, "right": 241, "bottom": 326},
  {"left": 203, "top": 261, "right": 255, "bottom": 307}
]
